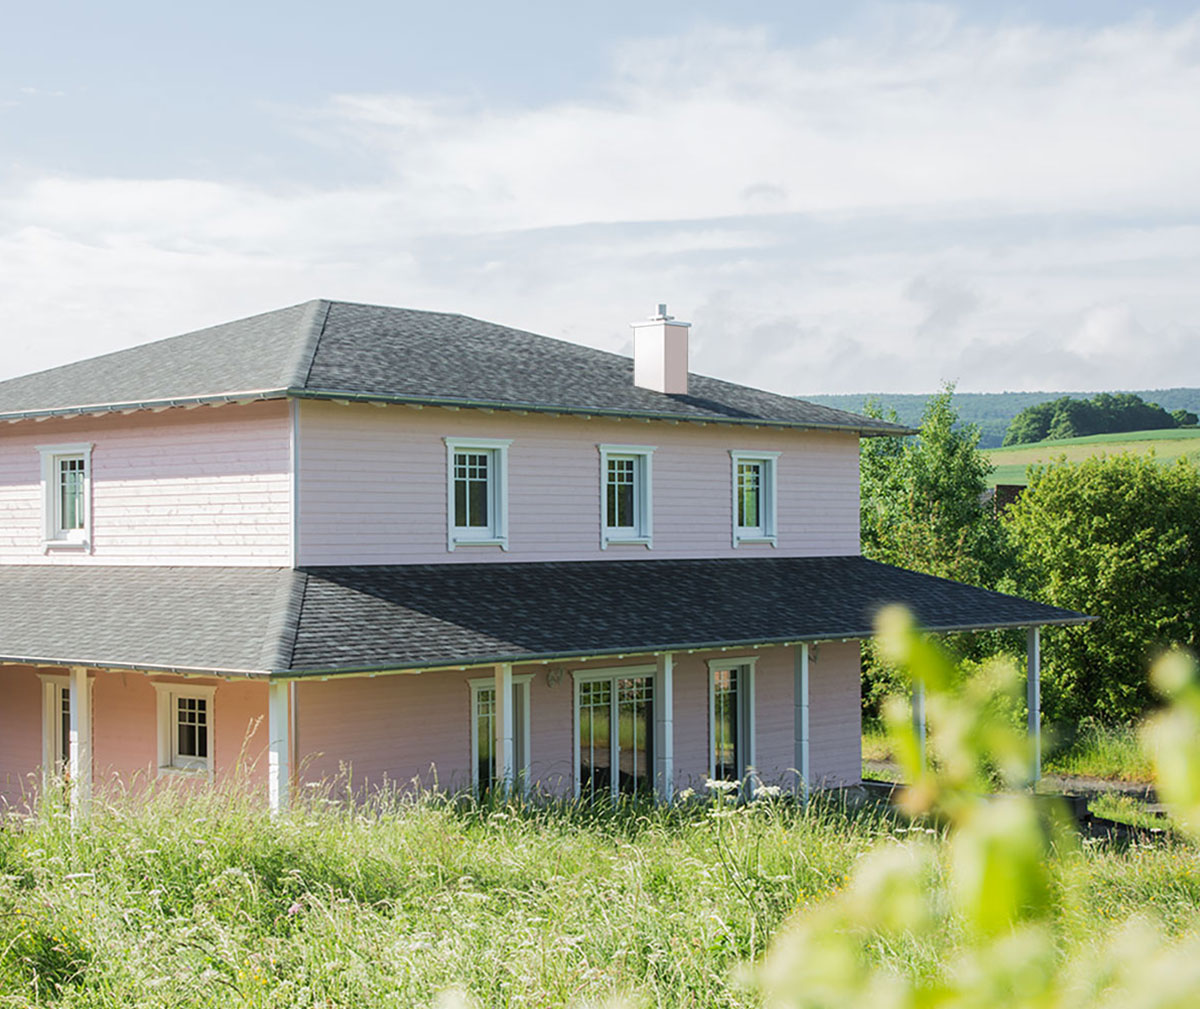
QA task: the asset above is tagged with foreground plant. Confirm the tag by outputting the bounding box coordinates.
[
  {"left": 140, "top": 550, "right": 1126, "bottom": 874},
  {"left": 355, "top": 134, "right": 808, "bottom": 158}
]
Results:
[{"left": 758, "top": 606, "right": 1200, "bottom": 1009}]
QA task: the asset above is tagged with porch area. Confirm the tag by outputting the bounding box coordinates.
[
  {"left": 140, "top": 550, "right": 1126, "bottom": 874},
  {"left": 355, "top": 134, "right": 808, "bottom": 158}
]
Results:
[
  {"left": 0, "top": 639, "right": 863, "bottom": 814},
  {"left": 0, "top": 556, "right": 1091, "bottom": 816}
]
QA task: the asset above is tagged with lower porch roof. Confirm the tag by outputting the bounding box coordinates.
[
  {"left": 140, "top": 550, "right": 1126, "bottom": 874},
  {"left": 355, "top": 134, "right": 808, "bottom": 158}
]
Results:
[{"left": 0, "top": 557, "right": 1092, "bottom": 678}]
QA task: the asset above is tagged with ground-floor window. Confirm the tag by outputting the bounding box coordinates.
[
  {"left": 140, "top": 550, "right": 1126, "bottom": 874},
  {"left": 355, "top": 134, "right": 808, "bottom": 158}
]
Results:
[
  {"left": 470, "top": 675, "right": 531, "bottom": 794},
  {"left": 709, "top": 659, "right": 756, "bottom": 782},
  {"left": 153, "top": 683, "right": 216, "bottom": 776},
  {"left": 575, "top": 668, "right": 654, "bottom": 797},
  {"left": 37, "top": 674, "right": 75, "bottom": 776}
]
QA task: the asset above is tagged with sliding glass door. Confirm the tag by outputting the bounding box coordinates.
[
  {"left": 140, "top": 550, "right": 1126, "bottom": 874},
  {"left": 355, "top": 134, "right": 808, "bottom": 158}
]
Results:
[{"left": 577, "top": 671, "right": 653, "bottom": 797}]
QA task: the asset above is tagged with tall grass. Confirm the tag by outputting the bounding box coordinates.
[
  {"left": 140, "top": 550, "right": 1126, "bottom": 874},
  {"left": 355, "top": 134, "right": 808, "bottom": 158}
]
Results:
[
  {"left": 0, "top": 785, "right": 896, "bottom": 1007},
  {"left": 1043, "top": 722, "right": 1153, "bottom": 782},
  {"left": 2, "top": 782, "right": 1197, "bottom": 1007}
]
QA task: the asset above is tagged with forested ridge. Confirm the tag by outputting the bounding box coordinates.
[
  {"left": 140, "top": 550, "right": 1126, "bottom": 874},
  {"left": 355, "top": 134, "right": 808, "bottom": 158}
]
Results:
[{"left": 802, "top": 387, "right": 1200, "bottom": 447}]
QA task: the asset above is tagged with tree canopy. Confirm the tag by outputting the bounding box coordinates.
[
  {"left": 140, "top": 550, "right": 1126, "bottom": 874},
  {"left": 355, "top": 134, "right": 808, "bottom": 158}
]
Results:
[
  {"left": 861, "top": 385, "right": 1006, "bottom": 588},
  {"left": 1003, "top": 453, "right": 1200, "bottom": 723},
  {"left": 1002, "top": 392, "right": 1192, "bottom": 446}
]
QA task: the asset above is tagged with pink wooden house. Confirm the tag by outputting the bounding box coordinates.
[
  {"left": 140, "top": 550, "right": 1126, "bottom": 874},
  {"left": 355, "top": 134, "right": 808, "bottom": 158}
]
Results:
[{"left": 0, "top": 301, "right": 1086, "bottom": 814}]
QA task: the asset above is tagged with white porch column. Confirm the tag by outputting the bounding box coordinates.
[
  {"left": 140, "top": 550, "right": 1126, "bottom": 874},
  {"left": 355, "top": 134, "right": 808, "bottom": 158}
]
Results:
[
  {"left": 912, "top": 682, "right": 927, "bottom": 770},
  {"left": 1027, "top": 627, "right": 1042, "bottom": 783},
  {"left": 68, "top": 666, "right": 91, "bottom": 824},
  {"left": 794, "top": 644, "right": 811, "bottom": 797},
  {"left": 268, "top": 680, "right": 291, "bottom": 814},
  {"left": 494, "top": 663, "right": 515, "bottom": 792},
  {"left": 654, "top": 653, "right": 675, "bottom": 801}
]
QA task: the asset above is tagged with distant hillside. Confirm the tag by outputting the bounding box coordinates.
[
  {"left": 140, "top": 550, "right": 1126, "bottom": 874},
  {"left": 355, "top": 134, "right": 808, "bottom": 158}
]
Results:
[
  {"left": 802, "top": 389, "right": 1200, "bottom": 448},
  {"left": 983, "top": 427, "right": 1200, "bottom": 486}
]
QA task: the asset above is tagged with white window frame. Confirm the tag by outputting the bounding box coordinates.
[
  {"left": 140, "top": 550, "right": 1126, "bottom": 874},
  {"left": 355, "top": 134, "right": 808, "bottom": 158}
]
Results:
[
  {"left": 153, "top": 682, "right": 217, "bottom": 778},
  {"left": 468, "top": 674, "right": 533, "bottom": 795},
  {"left": 729, "top": 451, "right": 779, "bottom": 547},
  {"left": 707, "top": 657, "right": 757, "bottom": 781},
  {"left": 445, "top": 438, "right": 511, "bottom": 551},
  {"left": 37, "top": 672, "right": 89, "bottom": 780},
  {"left": 572, "top": 664, "right": 656, "bottom": 798},
  {"left": 598, "top": 444, "right": 655, "bottom": 548},
  {"left": 38, "top": 443, "right": 94, "bottom": 551}
]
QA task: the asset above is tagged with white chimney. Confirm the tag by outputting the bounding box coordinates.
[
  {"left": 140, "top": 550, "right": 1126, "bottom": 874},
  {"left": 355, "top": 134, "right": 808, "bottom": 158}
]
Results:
[{"left": 632, "top": 304, "right": 690, "bottom": 395}]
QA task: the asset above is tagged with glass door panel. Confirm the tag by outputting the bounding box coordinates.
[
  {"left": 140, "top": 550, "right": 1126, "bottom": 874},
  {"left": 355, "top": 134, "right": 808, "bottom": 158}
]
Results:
[
  {"left": 713, "top": 667, "right": 739, "bottom": 781},
  {"left": 616, "top": 677, "right": 653, "bottom": 795},
  {"left": 579, "top": 680, "right": 612, "bottom": 794}
]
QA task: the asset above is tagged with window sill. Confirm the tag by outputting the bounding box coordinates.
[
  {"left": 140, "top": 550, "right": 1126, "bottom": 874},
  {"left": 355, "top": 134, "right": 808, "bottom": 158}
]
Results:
[
  {"left": 43, "top": 539, "right": 91, "bottom": 553},
  {"left": 156, "top": 764, "right": 211, "bottom": 779},
  {"left": 734, "top": 536, "right": 777, "bottom": 547},
  {"left": 449, "top": 537, "right": 509, "bottom": 551},
  {"left": 602, "top": 535, "right": 652, "bottom": 549}
]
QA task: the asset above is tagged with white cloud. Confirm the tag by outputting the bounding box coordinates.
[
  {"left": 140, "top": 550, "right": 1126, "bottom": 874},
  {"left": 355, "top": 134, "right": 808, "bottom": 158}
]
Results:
[{"left": 2, "top": 7, "right": 1200, "bottom": 394}]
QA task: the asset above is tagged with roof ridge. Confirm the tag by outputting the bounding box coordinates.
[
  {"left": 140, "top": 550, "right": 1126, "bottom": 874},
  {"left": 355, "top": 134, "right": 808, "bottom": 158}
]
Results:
[
  {"left": 261, "top": 569, "right": 309, "bottom": 674},
  {"left": 284, "top": 299, "right": 331, "bottom": 391}
]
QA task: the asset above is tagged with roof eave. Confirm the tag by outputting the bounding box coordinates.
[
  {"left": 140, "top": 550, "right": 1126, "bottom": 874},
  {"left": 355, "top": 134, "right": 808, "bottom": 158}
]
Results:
[
  {"left": 0, "top": 389, "right": 289, "bottom": 424},
  {"left": 288, "top": 387, "right": 916, "bottom": 437},
  {"left": 275, "top": 613, "right": 1094, "bottom": 680},
  {"left": 0, "top": 655, "right": 271, "bottom": 678}
]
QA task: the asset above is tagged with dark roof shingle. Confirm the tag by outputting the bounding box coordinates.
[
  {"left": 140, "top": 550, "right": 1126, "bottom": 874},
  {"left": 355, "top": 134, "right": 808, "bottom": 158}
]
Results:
[
  {"left": 0, "top": 559, "right": 1089, "bottom": 677},
  {"left": 0, "top": 300, "right": 908, "bottom": 434}
]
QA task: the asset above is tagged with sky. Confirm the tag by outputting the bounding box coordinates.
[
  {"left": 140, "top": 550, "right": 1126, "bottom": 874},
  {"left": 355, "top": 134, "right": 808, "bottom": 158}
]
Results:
[{"left": 2, "top": 1, "right": 1199, "bottom": 395}]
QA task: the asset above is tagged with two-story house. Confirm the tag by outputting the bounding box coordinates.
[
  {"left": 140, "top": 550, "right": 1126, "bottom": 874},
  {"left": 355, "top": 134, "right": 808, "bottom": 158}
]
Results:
[{"left": 0, "top": 300, "right": 1087, "bottom": 813}]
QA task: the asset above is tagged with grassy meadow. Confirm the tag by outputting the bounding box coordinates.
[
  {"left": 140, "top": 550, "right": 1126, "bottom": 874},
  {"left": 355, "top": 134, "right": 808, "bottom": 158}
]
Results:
[
  {"left": 2, "top": 783, "right": 1199, "bottom": 1008},
  {"left": 863, "top": 721, "right": 1153, "bottom": 784},
  {"left": 984, "top": 427, "right": 1200, "bottom": 486}
]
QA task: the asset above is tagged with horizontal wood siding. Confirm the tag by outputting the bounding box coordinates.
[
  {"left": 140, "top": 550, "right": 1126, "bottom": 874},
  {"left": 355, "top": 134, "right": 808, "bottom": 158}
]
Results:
[
  {"left": 672, "top": 657, "right": 710, "bottom": 792},
  {"left": 297, "top": 401, "right": 860, "bottom": 565},
  {"left": 808, "top": 641, "right": 862, "bottom": 787},
  {"left": 0, "top": 667, "right": 269, "bottom": 807},
  {"left": 753, "top": 647, "right": 798, "bottom": 784},
  {"left": 0, "top": 401, "right": 291, "bottom": 565},
  {"left": 91, "top": 672, "right": 268, "bottom": 794},
  {"left": 296, "top": 671, "right": 474, "bottom": 794},
  {"left": 0, "top": 666, "right": 42, "bottom": 808}
]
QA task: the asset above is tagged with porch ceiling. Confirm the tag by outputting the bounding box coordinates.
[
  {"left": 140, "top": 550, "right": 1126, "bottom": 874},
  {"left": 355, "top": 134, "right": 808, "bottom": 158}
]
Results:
[{"left": 0, "top": 558, "right": 1091, "bottom": 678}]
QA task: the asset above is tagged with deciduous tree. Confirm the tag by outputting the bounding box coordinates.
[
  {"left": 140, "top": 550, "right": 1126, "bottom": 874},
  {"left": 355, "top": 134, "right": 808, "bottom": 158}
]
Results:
[{"left": 1004, "top": 453, "right": 1200, "bottom": 722}]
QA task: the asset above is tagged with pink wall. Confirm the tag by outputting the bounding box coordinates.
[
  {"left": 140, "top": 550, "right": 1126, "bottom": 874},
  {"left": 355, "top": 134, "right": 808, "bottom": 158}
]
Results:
[
  {"left": 296, "top": 670, "right": 474, "bottom": 793},
  {"left": 296, "top": 400, "right": 860, "bottom": 565},
  {"left": 0, "top": 666, "right": 269, "bottom": 806},
  {"left": 0, "top": 400, "right": 291, "bottom": 565},
  {"left": 90, "top": 672, "right": 268, "bottom": 793},
  {"left": 0, "top": 666, "right": 43, "bottom": 808},
  {"left": 294, "top": 641, "right": 863, "bottom": 796},
  {"left": 809, "top": 641, "right": 862, "bottom": 787}
]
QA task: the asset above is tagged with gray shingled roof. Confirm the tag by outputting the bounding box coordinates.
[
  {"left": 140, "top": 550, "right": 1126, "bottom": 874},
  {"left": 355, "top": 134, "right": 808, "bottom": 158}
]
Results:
[
  {"left": 0, "top": 565, "right": 300, "bottom": 675},
  {"left": 0, "top": 300, "right": 909, "bottom": 434},
  {"left": 0, "top": 559, "right": 1090, "bottom": 677}
]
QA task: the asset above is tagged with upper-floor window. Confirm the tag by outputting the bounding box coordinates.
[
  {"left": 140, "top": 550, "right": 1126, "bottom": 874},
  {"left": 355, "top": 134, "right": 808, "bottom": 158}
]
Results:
[
  {"left": 599, "top": 444, "right": 655, "bottom": 548},
  {"left": 445, "top": 438, "right": 511, "bottom": 551},
  {"left": 730, "top": 451, "right": 779, "bottom": 547},
  {"left": 38, "top": 443, "right": 93, "bottom": 551}
]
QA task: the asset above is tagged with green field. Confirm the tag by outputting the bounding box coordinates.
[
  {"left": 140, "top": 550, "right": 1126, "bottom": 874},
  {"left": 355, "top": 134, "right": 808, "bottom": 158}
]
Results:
[{"left": 984, "top": 427, "right": 1200, "bottom": 486}]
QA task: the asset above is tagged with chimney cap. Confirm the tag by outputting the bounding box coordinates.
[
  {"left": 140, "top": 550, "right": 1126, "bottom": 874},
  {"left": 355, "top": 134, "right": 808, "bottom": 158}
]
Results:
[{"left": 652, "top": 303, "right": 672, "bottom": 321}]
